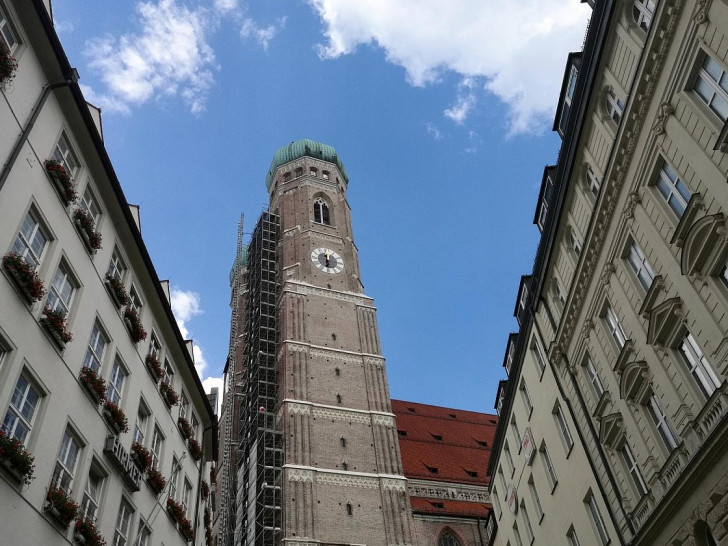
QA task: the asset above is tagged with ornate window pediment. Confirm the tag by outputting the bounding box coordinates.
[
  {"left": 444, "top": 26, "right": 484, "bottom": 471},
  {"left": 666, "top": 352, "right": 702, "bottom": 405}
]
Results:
[
  {"left": 671, "top": 193, "right": 704, "bottom": 247},
  {"left": 593, "top": 390, "right": 612, "bottom": 419},
  {"left": 599, "top": 412, "right": 626, "bottom": 449},
  {"left": 647, "top": 297, "right": 684, "bottom": 347},
  {"left": 680, "top": 213, "right": 728, "bottom": 277},
  {"left": 614, "top": 339, "right": 635, "bottom": 375},
  {"left": 639, "top": 275, "right": 664, "bottom": 318},
  {"left": 620, "top": 361, "right": 651, "bottom": 403}
]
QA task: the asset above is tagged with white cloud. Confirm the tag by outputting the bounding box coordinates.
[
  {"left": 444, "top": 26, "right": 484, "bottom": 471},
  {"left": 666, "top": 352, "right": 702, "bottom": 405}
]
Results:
[
  {"left": 240, "top": 17, "right": 286, "bottom": 50},
  {"left": 306, "top": 0, "right": 590, "bottom": 134},
  {"left": 423, "top": 121, "right": 443, "bottom": 140},
  {"left": 214, "top": 0, "right": 238, "bottom": 13},
  {"left": 170, "top": 287, "right": 209, "bottom": 377},
  {"left": 444, "top": 77, "right": 477, "bottom": 124},
  {"left": 84, "top": 0, "right": 217, "bottom": 114},
  {"left": 202, "top": 376, "right": 225, "bottom": 415}
]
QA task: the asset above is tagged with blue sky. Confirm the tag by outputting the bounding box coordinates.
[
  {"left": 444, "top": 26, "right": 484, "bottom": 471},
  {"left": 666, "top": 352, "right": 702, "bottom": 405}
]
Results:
[{"left": 51, "top": 0, "right": 590, "bottom": 413}]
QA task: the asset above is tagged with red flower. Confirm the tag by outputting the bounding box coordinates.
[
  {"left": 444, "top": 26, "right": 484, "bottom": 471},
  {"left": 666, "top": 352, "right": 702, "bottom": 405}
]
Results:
[
  {"left": 123, "top": 307, "right": 147, "bottom": 342},
  {"left": 46, "top": 486, "right": 79, "bottom": 526},
  {"left": 2, "top": 253, "right": 45, "bottom": 302},
  {"left": 188, "top": 438, "right": 202, "bottom": 461},
  {"left": 74, "top": 517, "right": 106, "bottom": 546},
  {"left": 73, "top": 208, "right": 102, "bottom": 253},
  {"left": 103, "top": 400, "right": 129, "bottom": 434},
  {"left": 0, "top": 40, "right": 18, "bottom": 84},
  {"left": 79, "top": 366, "right": 106, "bottom": 405},
  {"left": 131, "top": 442, "right": 153, "bottom": 472},
  {"left": 44, "top": 159, "right": 77, "bottom": 205},
  {"left": 0, "top": 429, "right": 35, "bottom": 484},
  {"left": 41, "top": 307, "right": 73, "bottom": 343}
]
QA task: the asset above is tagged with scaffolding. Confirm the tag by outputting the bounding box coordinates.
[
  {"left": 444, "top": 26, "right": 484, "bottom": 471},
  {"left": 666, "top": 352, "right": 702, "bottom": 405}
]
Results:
[
  {"left": 220, "top": 215, "right": 244, "bottom": 546},
  {"left": 236, "top": 212, "right": 283, "bottom": 546}
]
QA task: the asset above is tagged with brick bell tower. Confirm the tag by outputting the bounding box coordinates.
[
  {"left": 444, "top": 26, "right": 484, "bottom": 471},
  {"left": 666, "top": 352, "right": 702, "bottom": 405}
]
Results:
[{"left": 265, "top": 139, "right": 414, "bottom": 546}]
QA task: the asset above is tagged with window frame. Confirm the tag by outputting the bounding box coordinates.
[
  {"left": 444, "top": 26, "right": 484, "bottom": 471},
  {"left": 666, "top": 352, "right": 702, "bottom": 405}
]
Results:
[
  {"left": 313, "top": 197, "right": 331, "bottom": 226},
  {"left": 2, "top": 372, "right": 41, "bottom": 443},
  {"left": 113, "top": 499, "right": 134, "bottom": 546},
  {"left": 531, "top": 337, "right": 547, "bottom": 379},
  {"left": 605, "top": 88, "right": 624, "bottom": 125},
  {"left": 150, "top": 425, "right": 164, "bottom": 469},
  {"left": 604, "top": 304, "right": 627, "bottom": 350},
  {"left": 79, "top": 183, "right": 102, "bottom": 227},
  {"left": 632, "top": 0, "right": 656, "bottom": 31},
  {"left": 584, "top": 355, "right": 606, "bottom": 400},
  {"left": 679, "top": 332, "right": 721, "bottom": 399},
  {"left": 645, "top": 393, "right": 678, "bottom": 451},
  {"left": 527, "top": 475, "right": 544, "bottom": 522},
  {"left": 692, "top": 51, "right": 728, "bottom": 123},
  {"left": 520, "top": 380, "right": 534, "bottom": 418},
  {"left": 539, "top": 442, "right": 558, "bottom": 492},
  {"left": 79, "top": 461, "right": 106, "bottom": 522},
  {"left": 11, "top": 208, "right": 50, "bottom": 270},
  {"left": 585, "top": 491, "right": 610, "bottom": 545},
  {"left": 52, "top": 428, "right": 82, "bottom": 492},
  {"left": 132, "top": 400, "right": 150, "bottom": 446},
  {"left": 107, "top": 248, "right": 127, "bottom": 282},
  {"left": 620, "top": 443, "right": 648, "bottom": 498},
  {"left": 0, "top": 2, "right": 20, "bottom": 53},
  {"left": 654, "top": 161, "right": 691, "bottom": 219},
  {"left": 626, "top": 240, "right": 656, "bottom": 291},
  {"left": 553, "top": 402, "right": 575, "bottom": 455},
  {"left": 83, "top": 322, "right": 108, "bottom": 373},
  {"left": 52, "top": 132, "right": 80, "bottom": 179},
  {"left": 106, "top": 356, "right": 127, "bottom": 406}
]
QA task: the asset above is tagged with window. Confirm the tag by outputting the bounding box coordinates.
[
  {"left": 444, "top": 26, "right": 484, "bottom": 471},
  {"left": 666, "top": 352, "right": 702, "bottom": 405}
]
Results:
[
  {"left": 310, "top": 167, "right": 317, "bottom": 177},
  {"left": 567, "top": 526, "right": 581, "bottom": 546},
  {"left": 621, "top": 443, "right": 647, "bottom": 497},
  {"left": 431, "top": 433, "right": 443, "bottom": 441},
  {"left": 106, "top": 357, "right": 126, "bottom": 405},
  {"left": 0, "top": 3, "right": 19, "bottom": 52},
  {"left": 553, "top": 278, "right": 567, "bottom": 307},
  {"left": 313, "top": 197, "right": 330, "bottom": 225},
  {"left": 585, "top": 492, "right": 610, "bottom": 545},
  {"left": 134, "top": 521, "right": 151, "bottom": 546},
  {"left": 132, "top": 403, "right": 150, "bottom": 445},
  {"left": 128, "top": 285, "right": 142, "bottom": 315},
  {"left": 693, "top": 53, "right": 728, "bottom": 122},
  {"left": 504, "top": 441, "right": 515, "bottom": 476},
  {"left": 283, "top": 172, "right": 291, "bottom": 182},
  {"left": 425, "top": 464, "right": 439, "bottom": 474},
  {"left": 511, "top": 416, "right": 521, "bottom": 446},
  {"left": 346, "top": 502, "right": 353, "bottom": 516},
  {"left": 537, "top": 177, "right": 554, "bottom": 232},
  {"left": 79, "top": 186, "right": 101, "bottom": 227},
  {"left": 570, "top": 229, "right": 583, "bottom": 258},
  {"left": 150, "top": 426, "right": 163, "bottom": 469},
  {"left": 606, "top": 88, "right": 624, "bottom": 124},
  {"left": 295, "top": 167, "right": 303, "bottom": 178},
  {"left": 182, "top": 478, "right": 192, "bottom": 515},
  {"left": 513, "top": 521, "right": 524, "bottom": 546},
  {"left": 605, "top": 304, "right": 627, "bottom": 350},
  {"left": 439, "top": 532, "right": 462, "bottom": 546},
  {"left": 83, "top": 323, "right": 106, "bottom": 372},
  {"left": 179, "top": 392, "right": 189, "bottom": 420},
  {"left": 505, "top": 340, "right": 516, "bottom": 375},
  {"left": 492, "top": 486, "right": 501, "bottom": 520},
  {"left": 584, "top": 356, "right": 605, "bottom": 399},
  {"left": 520, "top": 501, "right": 535, "bottom": 545},
  {"left": 586, "top": 166, "right": 601, "bottom": 198},
  {"left": 107, "top": 249, "right": 127, "bottom": 282},
  {"left": 532, "top": 338, "right": 547, "bottom": 377},
  {"left": 520, "top": 380, "right": 533, "bottom": 416},
  {"left": 633, "top": 0, "right": 656, "bottom": 31},
  {"left": 646, "top": 393, "right": 678, "bottom": 450},
  {"left": 342, "top": 461, "right": 349, "bottom": 471},
  {"left": 553, "top": 403, "right": 574, "bottom": 454},
  {"left": 191, "top": 413, "right": 199, "bottom": 441},
  {"left": 465, "top": 469, "right": 478, "bottom": 478},
  {"left": 322, "top": 170, "right": 330, "bottom": 180},
  {"left": 559, "top": 65, "right": 579, "bottom": 134},
  {"left": 397, "top": 429, "right": 407, "bottom": 437},
  {"left": 519, "top": 283, "right": 530, "bottom": 317},
  {"left": 169, "top": 456, "right": 180, "bottom": 500},
  {"left": 148, "top": 333, "right": 161, "bottom": 361},
  {"left": 627, "top": 241, "right": 655, "bottom": 290},
  {"left": 52, "top": 133, "right": 80, "bottom": 179},
  {"left": 656, "top": 162, "right": 691, "bottom": 218},
  {"left": 52, "top": 429, "right": 81, "bottom": 491},
  {"left": 336, "top": 393, "right": 342, "bottom": 404},
  {"left": 540, "top": 443, "right": 558, "bottom": 491},
  {"left": 340, "top": 437, "right": 347, "bottom": 448},
  {"left": 528, "top": 476, "right": 544, "bottom": 521},
  {"left": 679, "top": 333, "right": 721, "bottom": 398},
  {"left": 11, "top": 210, "right": 48, "bottom": 269},
  {"left": 163, "top": 359, "right": 174, "bottom": 386},
  {"left": 2, "top": 374, "right": 40, "bottom": 442},
  {"left": 113, "top": 500, "right": 133, "bottom": 546},
  {"left": 80, "top": 465, "right": 105, "bottom": 521},
  {"left": 46, "top": 263, "right": 76, "bottom": 315}
]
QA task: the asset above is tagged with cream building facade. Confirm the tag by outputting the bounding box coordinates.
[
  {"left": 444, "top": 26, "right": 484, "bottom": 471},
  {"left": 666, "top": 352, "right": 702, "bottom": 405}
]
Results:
[
  {"left": 0, "top": 1, "right": 216, "bottom": 544},
  {"left": 487, "top": 0, "right": 728, "bottom": 545}
]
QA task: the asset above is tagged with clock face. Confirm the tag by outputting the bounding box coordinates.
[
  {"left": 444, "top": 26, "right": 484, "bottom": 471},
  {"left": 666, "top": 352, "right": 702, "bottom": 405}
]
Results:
[{"left": 311, "top": 248, "right": 344, "bottom": 274}]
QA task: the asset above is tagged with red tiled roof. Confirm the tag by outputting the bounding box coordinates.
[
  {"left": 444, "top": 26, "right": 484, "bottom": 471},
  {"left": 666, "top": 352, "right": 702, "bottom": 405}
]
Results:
[
  {"left": 410, "top": 497, "right": 491, "bottom": 518},
  {"left": 392, "top": 400, "right": 498, "bottom": 486}
]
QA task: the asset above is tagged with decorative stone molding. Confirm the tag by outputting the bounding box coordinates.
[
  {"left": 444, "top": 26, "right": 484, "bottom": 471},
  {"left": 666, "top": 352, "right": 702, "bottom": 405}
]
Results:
[
  {"left": 372, "top": 414, "right": 395, "bottom": 427},
  {"left": 364, "top": 356, "right": 385, "bottom": 368},
  {"left": 301, "top": 230, "right": 343, "bottom": 245},
  {"left": 639, "top": 275, "right": 665, "bottom": 318},
  {"left": 287, "top": 282, "right": 372, "bottom": 306},
  {"left": 692, "top": 382, "right": 728, "bottom": 442},
  {"left": 312, "top": 406, "right": 370, "bottom": 424},
  {"left": 671, "top": 194, "right": 704, "bottom": 248},
  {"left": 620, "top": 361, "right": 651, "bottom": 403},
  {"left": 580, "top": 319, "right": 595, "bottom": 340},
  {"left": 650, "top": 102, "right": 674, "bottom": 135},
  {"left": 287, "top": 402, "right": 311, "bottom": 416},
  {"left": 614, "top": 340, "right": 635, "bottom": 375},
  {"left": 288, "top": 468, "right": 314, "bottom": 483},
  {"left": 647, "top": 297, "right": 685, "bottom": 347},
  {"left": 600, "top": 263, "right": 615, "bottom": 286},
  {"left": 298, "top": 178, "right": 339, "bottom": 192},
  {"left": 381, "top": 478, "right": 406, "bottom": 491},
  {"left": 309, "top": 347, "right": 361, "bottom": 365},
  {"left": 681, "top": 213, "right": 727, "bottom": 277},
  {"left": 407, "top": 482, "right": 490, "bottom": 503},
  {"left": 317, "top": 473, "right": 379, "bottom": 489},
  {"left": 599, "top": 412, "right": 626, "bottom": 450},
  {"left": 691, "top": 0, "right": 711, "bottom": 24},
  {"left": 622, "top": 191, "right": 641, "bottom": 219}
]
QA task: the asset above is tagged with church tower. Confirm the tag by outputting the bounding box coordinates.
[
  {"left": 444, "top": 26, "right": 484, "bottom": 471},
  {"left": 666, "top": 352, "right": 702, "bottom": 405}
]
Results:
[{"left": 232, "top": 140, "right": 414, "bottom": 546}]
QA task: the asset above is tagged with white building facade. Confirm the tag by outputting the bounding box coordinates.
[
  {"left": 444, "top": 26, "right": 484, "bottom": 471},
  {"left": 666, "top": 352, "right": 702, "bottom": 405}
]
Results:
[
  {"left": 488, "top": 0, "right": 728, "bottom": 545},
  {"left": 0, "top": 1, "right": 216, "bottom": 544}
]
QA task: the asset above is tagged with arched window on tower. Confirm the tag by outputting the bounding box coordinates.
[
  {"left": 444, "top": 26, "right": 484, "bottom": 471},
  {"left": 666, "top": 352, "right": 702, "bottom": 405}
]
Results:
[
  {"left": 439, "top": 530, "right": 462, "bottom": 546},
  {"left": 314, "top": 197, "right": 330, "bottom": 225}
]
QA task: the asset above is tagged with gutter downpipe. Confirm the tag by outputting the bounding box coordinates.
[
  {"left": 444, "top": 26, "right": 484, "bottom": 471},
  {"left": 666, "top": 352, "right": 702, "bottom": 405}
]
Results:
[
  {"left": 194, "top": 424, "right": 214, "bottom": 545},
  {"left": 0, "top": 69, "right": 80, "bottom": 193}
]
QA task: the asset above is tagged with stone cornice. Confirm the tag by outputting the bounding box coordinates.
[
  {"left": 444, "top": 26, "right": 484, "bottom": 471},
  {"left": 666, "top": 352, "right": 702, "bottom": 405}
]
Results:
[
  {"left": 281, "top": 279, "right": 374, "bottom": 306},
  {"left": 407, "top": 478, "right": 490, "bottom": 504},
  {"left": 280, "top": 398, "right": 395, "bottom": 420},
  {"left": 279, "top": 339, "right": 385, "bottom": 364}
]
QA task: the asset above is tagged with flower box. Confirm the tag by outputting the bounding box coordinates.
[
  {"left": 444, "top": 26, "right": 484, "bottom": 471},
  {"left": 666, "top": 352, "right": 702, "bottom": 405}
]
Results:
[
  {"left": 74, "top": 517, "right": 106, "bottom": 546},
  {"left": 188, "top": 438, "right": 202, "bottom": 461},
  {"left": 73, "top": 208, "right": 102, "bottom": 254},
  {"left": 0, "top": 430, "right": 35, "bottom": 484},
  {"left": 131, "top": 442, "right": 153, "bottom": 472},
  {"left": 177, "top": 416, "right": 193, "bottom": 440},
  {"left": 41, "top": 307, "right": 73, "bottom": 349},
  {"left": 204, "top": 507, "right": 211, "bottom": 527},
  {"left": 2, "top": 253, "right": 45, "bottom": 303},
  {"left": 147, "top": 467, "right": 166, "bottom": 495},
  {"left": 46, "top": 486, "right": 79, "bottom": 527},
  {"left": 0, "top": 40, "right": 18, "bottom": 85},
  {"left": 159, "top": 381, "right": 179, "bottom": 407},
  {"left": 145, "top": 354, "right": 164, "bottom": 383},
  {"left": 201, "top": 480, "right": 210, "bottom": 500},
  {"left": 167, "top": 498, "right": 193, "bottom": 542},
  {"left": 102, "top": 400, "right": 129, "bottom": 435},
  {"left": 123, "top": 307, "right": 147, "bottom": 343},
  {"left": 79, "top": 366, "right": 106, "bottom": 405},
  {"left": 104, "top": 274, "right": 129, "bottom": 308},
  {"left": 45, "top": 159, "right": 77, "bottom": 206}
]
